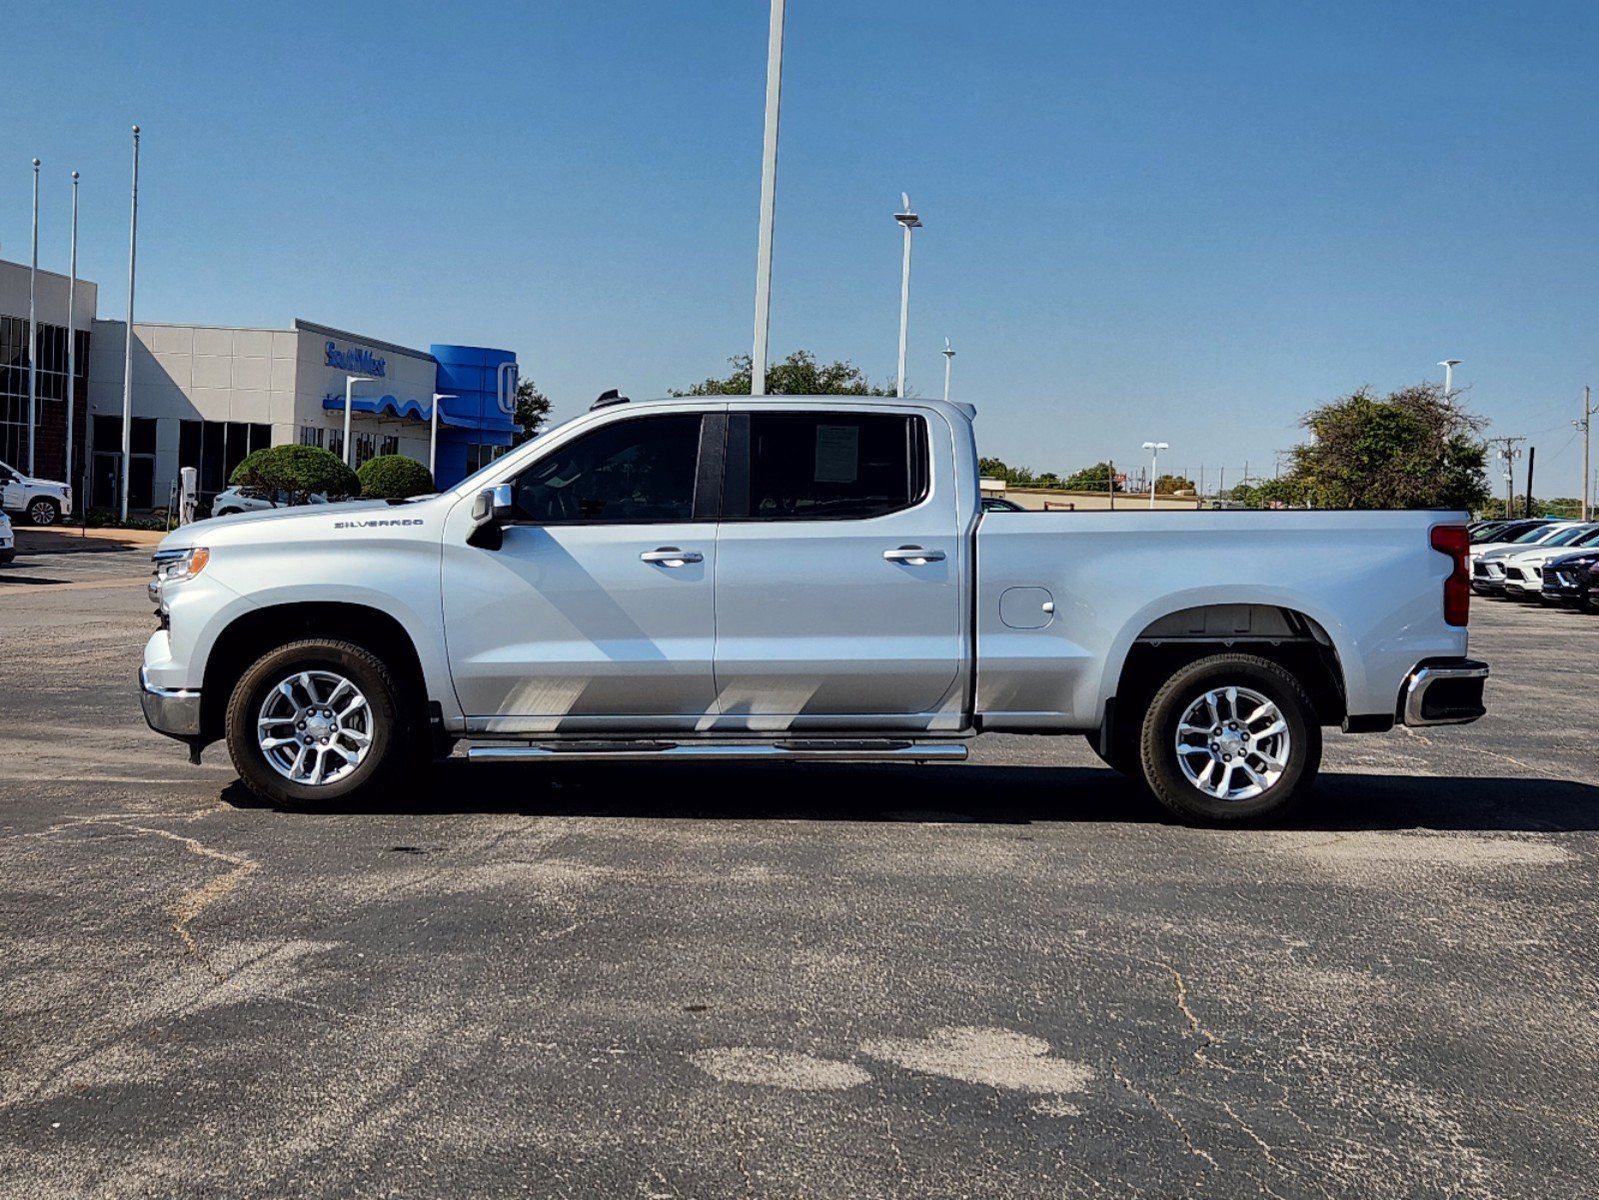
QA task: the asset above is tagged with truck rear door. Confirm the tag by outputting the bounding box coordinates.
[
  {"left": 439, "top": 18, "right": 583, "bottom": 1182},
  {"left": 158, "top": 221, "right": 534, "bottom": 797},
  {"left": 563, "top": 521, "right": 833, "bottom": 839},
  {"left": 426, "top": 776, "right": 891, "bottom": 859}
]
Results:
[{"left": 709, "top": 407, "right": 965, "bottom": 725}]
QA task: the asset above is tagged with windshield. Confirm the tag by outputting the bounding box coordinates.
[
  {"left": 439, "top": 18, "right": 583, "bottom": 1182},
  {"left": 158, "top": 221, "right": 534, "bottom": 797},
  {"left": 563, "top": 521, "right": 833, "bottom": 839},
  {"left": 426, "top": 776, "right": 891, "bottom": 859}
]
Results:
[
  {"left": 1514, "top": 524, "right": 1566, "bottom": 544},
  {"left": 1539, "top": 525, "right": 1593, "bottom": 547}
]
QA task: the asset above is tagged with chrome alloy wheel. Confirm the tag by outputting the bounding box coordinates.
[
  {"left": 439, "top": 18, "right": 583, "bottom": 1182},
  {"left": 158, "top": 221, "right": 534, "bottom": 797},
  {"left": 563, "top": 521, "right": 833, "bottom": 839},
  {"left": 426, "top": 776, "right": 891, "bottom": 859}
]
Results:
[
  {"left": 1174, "top": 685, "right": 1291, "bottom": 802},
  {"left": 256, "top": 670, "right": 373, "bottom": 786}
]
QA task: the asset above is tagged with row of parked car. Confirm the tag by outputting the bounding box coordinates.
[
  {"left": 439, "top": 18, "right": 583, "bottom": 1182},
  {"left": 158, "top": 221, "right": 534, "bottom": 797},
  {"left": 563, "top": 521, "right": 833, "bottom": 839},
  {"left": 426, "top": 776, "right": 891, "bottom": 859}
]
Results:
[{"left": 1468, "top": 517, "right": 1599, "bottom": 612}]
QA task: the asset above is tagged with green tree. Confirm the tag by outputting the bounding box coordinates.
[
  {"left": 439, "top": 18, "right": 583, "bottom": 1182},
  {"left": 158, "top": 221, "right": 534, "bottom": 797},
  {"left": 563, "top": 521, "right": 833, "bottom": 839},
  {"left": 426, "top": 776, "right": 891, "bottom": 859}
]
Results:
[
  {"left": 1228, "top": 477, "right": 1310, "bottom": 508},
  {"left": 1063, "top": 461, "right": 1122, "bottom": 492},
  {"left": 356, "top": 454, "right": 434, "bottom": 499},
  {"left": 1287, "top": 383, "right": 1490, "bottom": 510},
  {"left": 230, "top": 444, "right": 359, "bottom": 506},
  {"left": 1155, "top": 473, "right": 1195, "bottom": 495},
  {"left": 673, "top": 350, "right": 895, "bottom": 397},
  {"left": 512, "top": 377, "right": 552, "bottom": 446}
]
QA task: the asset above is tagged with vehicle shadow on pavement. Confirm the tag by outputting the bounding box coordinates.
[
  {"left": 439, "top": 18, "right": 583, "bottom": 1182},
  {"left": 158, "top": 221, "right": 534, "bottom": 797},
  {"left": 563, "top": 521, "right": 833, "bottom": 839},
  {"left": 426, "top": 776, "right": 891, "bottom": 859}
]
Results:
[{"left": 221, "top": 761, "right": 1599, "bottom": 833}]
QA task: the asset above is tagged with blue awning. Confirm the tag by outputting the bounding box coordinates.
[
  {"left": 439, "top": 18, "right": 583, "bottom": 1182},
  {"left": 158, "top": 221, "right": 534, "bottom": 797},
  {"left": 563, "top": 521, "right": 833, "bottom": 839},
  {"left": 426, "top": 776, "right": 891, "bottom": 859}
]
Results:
[{"left": 321, "top": 393, "right": 483, "bottom": 429}]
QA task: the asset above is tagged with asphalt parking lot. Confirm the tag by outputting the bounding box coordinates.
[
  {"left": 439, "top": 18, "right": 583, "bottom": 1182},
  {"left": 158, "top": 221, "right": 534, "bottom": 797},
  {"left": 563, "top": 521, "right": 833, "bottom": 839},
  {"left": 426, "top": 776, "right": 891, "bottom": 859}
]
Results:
[{"left": 1, "top": 543, "right": 1595, "bottom": 1199}]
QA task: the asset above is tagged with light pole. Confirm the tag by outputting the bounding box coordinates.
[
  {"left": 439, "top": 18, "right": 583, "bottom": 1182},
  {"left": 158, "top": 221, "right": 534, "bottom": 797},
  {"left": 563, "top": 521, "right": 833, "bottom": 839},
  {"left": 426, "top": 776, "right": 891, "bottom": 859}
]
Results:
[
  {"left": 430, "top": 393, "right": 455, "bottom": 479},
  {"left": 27, "top": 159, "right": 39, "bottom": 475},
  {"left": 750, "top": 0, "right": 785, "bottom": 396},
  {"left": 343, "top": 375, "right": 376, "bottom": 466},
  {"left": 1439, "top": 359, "right": 1461, "bottom": 404},
  {"left": 1142, "top": 441, "right": 1169, "bottom": 509},
  {"left": 942, "top": 338, "right": 955, "bottom": 403},
  {"left": 65, "top": 170, "right": 79, "bottom": 486},
  {"left": 119, "top": 127, "right": 140, "bottom": 522},
  {"left": 895, "top": 194, "right": 922, "bottom": 399}
]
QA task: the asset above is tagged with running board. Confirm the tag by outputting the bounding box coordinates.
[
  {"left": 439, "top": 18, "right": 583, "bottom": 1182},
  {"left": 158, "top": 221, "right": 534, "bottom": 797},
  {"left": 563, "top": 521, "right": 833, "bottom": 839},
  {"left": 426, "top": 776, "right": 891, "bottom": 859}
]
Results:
[{"left": 465, "top": 740, "right": 967, "bottom": 764}]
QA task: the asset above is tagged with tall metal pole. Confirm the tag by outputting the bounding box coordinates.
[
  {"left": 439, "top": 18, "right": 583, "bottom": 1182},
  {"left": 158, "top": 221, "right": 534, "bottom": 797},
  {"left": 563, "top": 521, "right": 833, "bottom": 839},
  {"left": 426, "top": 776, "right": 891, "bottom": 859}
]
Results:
[
  {"left": 1142, "top": 441, "right": 1168, "bottom": 509},
  {"left": 27, "top": 159, "right": 40, "bottom": 475},
  {"left": 65, "top": 171, "right": 79, "bottom": 486},
  {"left": 1576, "top": 385, "right": 1594, "bottom": 521},
  {"left": 343, "top": 375, "right": 375, "bottom": 466},
  {"left": 749, "top": 0, "right": 785, "bottom": 397},
  {"left": 119, "top": 127, "right": 140, "bottom": 522},
  {"left": 941, "top": 338, "right": 955, "bottom": 403},
  {"left": 430, "top": 393, "right": 455, "bottom": 479},
  {"left": 894, "top": 195, "right": 921, "bottom": 398},
  {"left": 1439, "top": 359, "right": 1459, "bottom": 405}
]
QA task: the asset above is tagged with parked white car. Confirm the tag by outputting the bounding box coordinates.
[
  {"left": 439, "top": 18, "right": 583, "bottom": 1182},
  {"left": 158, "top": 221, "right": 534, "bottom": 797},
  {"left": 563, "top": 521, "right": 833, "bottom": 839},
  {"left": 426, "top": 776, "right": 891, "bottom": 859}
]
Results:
[
  {"left": 0, "top": 458, "right": 73, "bottom": 526},
  {"left": 1472, "top": 522, "right": 1588, "bottom": 592},
  {"left": 1495, "top": 524, "right": 1599, "bottom": 598},
  {"left": 140, "top": 395, "right": 1489, "bottom": 825},
  {"left": 0, "top": 509, "right": 13, "bottom": 564},
  {"left": 210, "top": 486, "right": 330, "bottom": 517}
]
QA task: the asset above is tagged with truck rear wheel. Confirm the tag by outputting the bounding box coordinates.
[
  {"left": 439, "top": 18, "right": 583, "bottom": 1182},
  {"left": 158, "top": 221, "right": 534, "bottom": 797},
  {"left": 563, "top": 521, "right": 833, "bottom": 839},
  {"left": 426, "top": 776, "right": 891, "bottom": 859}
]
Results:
[
  {"left": 1137, "top": 653, "right": 1321, "bottom": 824},
  {"left": 224, "top": 638, "right": 416, "bottom": 806}
]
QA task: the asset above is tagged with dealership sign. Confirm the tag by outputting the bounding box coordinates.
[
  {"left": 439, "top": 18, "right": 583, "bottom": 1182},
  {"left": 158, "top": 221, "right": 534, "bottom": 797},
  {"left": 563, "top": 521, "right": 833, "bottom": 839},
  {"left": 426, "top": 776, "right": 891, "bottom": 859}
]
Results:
[{"left": 325, "top": 341, "right": 386, "bottom": 377}]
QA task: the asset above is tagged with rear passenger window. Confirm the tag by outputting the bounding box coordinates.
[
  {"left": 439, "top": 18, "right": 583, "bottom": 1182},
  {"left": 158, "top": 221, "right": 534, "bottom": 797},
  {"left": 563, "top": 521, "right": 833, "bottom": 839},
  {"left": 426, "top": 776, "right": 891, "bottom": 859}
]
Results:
[{"left": 744, "top": 413, "right": 927, "bottom": 520}]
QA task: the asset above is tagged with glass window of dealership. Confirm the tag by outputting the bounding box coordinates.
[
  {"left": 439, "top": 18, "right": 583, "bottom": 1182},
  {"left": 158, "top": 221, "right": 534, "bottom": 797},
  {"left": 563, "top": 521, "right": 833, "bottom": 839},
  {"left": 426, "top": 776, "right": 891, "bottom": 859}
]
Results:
[{"left": 0, "top": 255, "right": 515, "bottom": 509}]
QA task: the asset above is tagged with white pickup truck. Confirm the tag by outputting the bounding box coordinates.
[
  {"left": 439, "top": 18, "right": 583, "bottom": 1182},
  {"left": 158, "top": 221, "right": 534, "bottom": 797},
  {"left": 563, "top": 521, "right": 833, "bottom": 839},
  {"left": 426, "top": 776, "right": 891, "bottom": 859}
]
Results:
[{"left": 140, "top": 395, "right": 1488, "bottom": 823}]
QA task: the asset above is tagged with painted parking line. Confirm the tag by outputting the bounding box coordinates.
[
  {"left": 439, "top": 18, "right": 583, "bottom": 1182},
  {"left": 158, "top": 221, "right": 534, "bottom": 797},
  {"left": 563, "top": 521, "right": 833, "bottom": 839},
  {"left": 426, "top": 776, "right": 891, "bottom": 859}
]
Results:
[{"left": 0, "top": 576, "right": 150, "bottom": 597}]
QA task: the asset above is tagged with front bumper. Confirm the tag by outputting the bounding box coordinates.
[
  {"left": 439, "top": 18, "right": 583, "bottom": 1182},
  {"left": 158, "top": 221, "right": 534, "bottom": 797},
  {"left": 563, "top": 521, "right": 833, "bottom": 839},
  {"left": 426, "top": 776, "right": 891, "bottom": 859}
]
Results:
[
  {"left": 1400, "top": 658, "right": 1489, "bottom": 727},
  {"left": 139, "top": 666, "right": 202, "bottom": 739}
]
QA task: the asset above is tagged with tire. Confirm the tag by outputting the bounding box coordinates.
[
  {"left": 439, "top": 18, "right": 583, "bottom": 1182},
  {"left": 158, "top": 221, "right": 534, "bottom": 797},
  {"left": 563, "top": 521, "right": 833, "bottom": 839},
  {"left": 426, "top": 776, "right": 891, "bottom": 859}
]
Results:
[
  {"left": 1137, "top": 653, "right": 1321, "bottom": 824},
  {"left": 224, "top": 638, "right": 420, "bottom": 806},
  {"left": 25, "top": 497, "right": 59, "bottom": 526},
  {"left": 0, "top": 549, "right": 13, "bottom": 565}
]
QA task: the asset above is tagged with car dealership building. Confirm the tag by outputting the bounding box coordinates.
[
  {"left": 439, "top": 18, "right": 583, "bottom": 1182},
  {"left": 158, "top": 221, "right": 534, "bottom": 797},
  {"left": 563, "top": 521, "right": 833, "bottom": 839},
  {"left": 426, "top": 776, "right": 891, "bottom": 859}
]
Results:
[{"left": 0, "top": 256, "right": 517, "bottom": 512}]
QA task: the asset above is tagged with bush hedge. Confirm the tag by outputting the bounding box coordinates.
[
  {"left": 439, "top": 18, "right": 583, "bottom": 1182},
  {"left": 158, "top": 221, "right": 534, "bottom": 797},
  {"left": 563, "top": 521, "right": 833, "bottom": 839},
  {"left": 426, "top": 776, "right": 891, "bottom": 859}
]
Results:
[
  {"left": 229, "top": 444, "right": 359, "bottom": 506},
  {"left": 357, "top": 454, "right": 435, "bottom": 499}
]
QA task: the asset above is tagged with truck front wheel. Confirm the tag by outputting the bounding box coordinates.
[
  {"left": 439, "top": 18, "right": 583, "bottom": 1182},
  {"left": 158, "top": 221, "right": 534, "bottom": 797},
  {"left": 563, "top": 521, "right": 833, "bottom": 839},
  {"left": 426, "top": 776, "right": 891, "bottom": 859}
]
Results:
[
  {"left": 224, "top": 639, "right": 416, "bottom": 806},
  {"left": 1137, "top": 653, "right": 1321, "bottom": 824}
]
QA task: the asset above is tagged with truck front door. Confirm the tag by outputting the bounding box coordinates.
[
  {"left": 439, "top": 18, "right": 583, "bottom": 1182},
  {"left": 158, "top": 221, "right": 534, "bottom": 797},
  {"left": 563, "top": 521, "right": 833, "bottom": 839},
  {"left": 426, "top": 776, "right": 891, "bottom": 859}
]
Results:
[
  {"left": 710, "top": 407, "right": 966, "bottom": 727},
  {"left": 441, "top": 411, "right": 722, "bottom": 732}
]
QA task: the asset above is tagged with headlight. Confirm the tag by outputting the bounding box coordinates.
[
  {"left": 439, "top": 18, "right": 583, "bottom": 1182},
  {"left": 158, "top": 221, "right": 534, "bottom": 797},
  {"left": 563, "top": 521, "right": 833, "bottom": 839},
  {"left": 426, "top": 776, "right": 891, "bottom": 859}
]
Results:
[
  {"left": 149, "top": 547, "right": 210, "bottom": 612},
  {"left": 153, "top": 546, "right": 210, "bottom": 584}
]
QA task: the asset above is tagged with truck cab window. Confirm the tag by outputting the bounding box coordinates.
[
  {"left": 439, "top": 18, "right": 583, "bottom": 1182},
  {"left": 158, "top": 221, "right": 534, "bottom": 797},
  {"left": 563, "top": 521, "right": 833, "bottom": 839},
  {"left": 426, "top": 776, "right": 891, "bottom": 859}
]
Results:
[
  {"left": 512, "top": 414, "right": 701, "bottom": 524},
  {"left": 743, "top": 412, "right": 925, "bottom": 520}
]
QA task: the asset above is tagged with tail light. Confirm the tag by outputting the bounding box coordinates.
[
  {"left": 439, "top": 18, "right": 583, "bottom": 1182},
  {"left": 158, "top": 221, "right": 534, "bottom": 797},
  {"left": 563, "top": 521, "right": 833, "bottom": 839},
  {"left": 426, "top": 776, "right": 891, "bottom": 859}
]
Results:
[{"left": 1431, "top": 524, "right": 1470, "bottom": 626}]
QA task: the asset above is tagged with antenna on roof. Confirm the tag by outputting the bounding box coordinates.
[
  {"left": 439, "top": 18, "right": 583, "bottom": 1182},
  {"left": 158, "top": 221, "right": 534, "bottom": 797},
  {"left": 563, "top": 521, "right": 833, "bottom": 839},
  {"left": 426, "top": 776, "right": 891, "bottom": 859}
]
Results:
[{"left": 591, "top": 389, "right": 630, "bottom": 411}]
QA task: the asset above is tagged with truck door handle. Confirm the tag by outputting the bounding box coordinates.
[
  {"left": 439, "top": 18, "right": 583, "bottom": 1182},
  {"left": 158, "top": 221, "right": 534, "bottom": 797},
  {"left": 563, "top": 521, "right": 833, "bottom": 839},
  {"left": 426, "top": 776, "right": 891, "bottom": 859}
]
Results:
[
  {"left": 883, "top": 545, "right": 945, "bottom": 564},
  {"left": 641, "top": 547, "right": 703, "bottom": 566}
]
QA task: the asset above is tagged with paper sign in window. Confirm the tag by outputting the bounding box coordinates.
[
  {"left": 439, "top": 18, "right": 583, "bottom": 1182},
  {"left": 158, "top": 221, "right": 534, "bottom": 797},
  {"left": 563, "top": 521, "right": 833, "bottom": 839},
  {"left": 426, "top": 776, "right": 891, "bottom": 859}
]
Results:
[{"left": 814, "top": 424, "right": 859, "bottom": 483}]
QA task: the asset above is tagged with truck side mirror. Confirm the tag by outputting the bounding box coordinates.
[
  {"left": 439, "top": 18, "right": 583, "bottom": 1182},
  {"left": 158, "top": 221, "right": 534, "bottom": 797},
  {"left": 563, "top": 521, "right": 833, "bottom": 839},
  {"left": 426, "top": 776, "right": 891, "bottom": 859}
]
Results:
[{"left": 467, "top": 483, "right": 517, "bottom": 550}]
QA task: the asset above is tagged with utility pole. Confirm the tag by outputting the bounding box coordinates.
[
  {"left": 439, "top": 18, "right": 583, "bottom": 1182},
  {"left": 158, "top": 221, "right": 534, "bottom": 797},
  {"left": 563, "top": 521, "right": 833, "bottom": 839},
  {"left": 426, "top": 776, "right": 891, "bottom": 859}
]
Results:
[
  {"left": 1524, "top": 446, "right": 1535, "bottom": 518},
  {"left": 1486, "top": 435, "right": 1525, "bottom": 517},
  {"left": 942, "top": 338, "right": 955, "bottom": 403},
  {"left": 1574, "top": 385, "right": 1595, "bottom": 520}
]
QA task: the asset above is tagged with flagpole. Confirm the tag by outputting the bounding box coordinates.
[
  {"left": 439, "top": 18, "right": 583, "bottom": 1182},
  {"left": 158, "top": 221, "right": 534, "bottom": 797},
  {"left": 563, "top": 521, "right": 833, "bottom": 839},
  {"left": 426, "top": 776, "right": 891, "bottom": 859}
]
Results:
[
  {"left": 27, "top": 159, "right": 40, "bottom": 475},
  {"left": 119, "top": 126, "right": 140, "bottom": 522},
  {"left": 66, "top": 171, "right": 79, "bottom": 485}
]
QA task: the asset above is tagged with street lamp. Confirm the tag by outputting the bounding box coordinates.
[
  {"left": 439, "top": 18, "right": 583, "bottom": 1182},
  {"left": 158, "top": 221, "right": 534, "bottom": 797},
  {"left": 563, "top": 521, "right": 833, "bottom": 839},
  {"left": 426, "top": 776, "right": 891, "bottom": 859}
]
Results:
[
  {"left": 942, "top": 338, "right": 955, "bottom": 403},
  {"left": 343, "top": 375, "right": 376, "bottom": 466},
  {"left": 895, "top": 193, "right": 922, "bottom": 398},
  {"left": 1439, "top": 359, "right": 1461, "bottom": 404},
  {"left": 430, "top": 393, "right": 455, "bottom": 479},
  {"left": 1142, "top": 441, "right": 1169, "bottom": 509}
]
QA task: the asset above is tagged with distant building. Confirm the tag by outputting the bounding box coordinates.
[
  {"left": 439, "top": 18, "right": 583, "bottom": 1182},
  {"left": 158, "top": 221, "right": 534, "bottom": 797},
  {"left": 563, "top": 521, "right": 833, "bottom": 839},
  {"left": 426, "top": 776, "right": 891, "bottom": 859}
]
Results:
[
  {"left": 0, "top": 258, "right": 96, "bottom": 479},
  {"left": 0, "top": 254, "right": 517, "bottom": 511}
]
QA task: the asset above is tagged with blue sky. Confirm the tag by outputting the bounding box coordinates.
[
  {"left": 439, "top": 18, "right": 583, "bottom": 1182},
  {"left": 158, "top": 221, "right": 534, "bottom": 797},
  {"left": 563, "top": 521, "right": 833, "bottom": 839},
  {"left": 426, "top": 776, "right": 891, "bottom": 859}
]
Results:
[{"left": 6, "top": 1, "right": 1598, "bottom": 493}]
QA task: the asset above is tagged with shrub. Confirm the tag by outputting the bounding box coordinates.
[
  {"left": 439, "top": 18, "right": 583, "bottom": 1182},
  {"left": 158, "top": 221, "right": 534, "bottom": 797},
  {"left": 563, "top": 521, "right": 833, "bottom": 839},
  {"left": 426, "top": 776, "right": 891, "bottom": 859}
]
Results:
[
  {"left": 357, "top": 454, "right": 435, "bottom": 499},
  {"left": 230, "top": 444, "right": 359, "bottom": 506}
]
